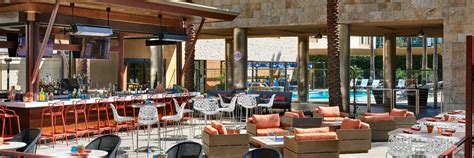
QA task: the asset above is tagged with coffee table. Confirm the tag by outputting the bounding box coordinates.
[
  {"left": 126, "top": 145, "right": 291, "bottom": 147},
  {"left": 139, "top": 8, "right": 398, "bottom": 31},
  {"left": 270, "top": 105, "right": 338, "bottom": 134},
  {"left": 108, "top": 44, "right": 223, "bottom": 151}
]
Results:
[{"left": 250, "top": 136, "right": 286, "bottom": 152}]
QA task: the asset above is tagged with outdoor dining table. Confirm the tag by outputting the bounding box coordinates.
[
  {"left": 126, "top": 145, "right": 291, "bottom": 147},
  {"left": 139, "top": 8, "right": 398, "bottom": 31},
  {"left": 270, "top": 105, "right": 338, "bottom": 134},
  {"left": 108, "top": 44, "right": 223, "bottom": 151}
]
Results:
[
  {"left": 50, "top": 149, "right": 108, "bottom": 158},
  {"left": 417, "top": 117, "right": 465, "bottom": 132},
  {"left": 0, "top": 142, "right": 26, "bottom": 150}
]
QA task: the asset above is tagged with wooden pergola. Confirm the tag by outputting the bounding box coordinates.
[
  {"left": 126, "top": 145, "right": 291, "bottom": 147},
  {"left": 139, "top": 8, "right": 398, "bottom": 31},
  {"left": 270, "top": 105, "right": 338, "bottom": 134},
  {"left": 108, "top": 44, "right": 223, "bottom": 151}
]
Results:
[{"left": 0, "top": 0, "right": 239, "bottom": 94}]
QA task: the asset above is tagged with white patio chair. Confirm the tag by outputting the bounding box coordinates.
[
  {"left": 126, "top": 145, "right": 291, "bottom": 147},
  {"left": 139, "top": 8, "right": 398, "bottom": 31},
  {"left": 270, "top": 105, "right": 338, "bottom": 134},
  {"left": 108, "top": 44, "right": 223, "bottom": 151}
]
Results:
[
  {"left": 359, "top": 79, "right": 369, "bottom": 88},
  {"left": 238, "top": 95, "right": 257, "bottom": 125},
  {"left": 257, "top": 94, "right": 276, "bottom": 114},
  {"left": 162, "top": 102, "right": 187, "bottom": 146},
  {"left": 371, "top": 79, "right": 381, "bottom": 89},
  {"left": 218, "top": 97, "right": 237, "bottom": 123},
  {"left": 136, "top": 105, "right": 161, "bottom": 154}
]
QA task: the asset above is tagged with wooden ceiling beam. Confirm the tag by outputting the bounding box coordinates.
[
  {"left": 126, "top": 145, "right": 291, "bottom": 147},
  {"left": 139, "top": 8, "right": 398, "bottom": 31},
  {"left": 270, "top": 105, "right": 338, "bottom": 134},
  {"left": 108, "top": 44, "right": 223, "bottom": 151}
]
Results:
[
  {"left": 0, "top": 3, "right": 182, "bottom": 27},
  {"left": 96, "top": 0, "right": 237, "bottom": 21}
]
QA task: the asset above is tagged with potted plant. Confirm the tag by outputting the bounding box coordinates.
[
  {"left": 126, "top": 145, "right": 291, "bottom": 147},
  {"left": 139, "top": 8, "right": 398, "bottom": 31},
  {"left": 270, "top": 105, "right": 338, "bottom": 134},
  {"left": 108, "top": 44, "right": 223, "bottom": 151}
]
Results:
[
  {"left": 77, "top": 144, "right": 85, "bottom": 154},
  {"left": 426, "top": 123, "right": 434, "bottom": 133},
  {"left": 157, "top": 152, "right": 167, "bottom": 158}
]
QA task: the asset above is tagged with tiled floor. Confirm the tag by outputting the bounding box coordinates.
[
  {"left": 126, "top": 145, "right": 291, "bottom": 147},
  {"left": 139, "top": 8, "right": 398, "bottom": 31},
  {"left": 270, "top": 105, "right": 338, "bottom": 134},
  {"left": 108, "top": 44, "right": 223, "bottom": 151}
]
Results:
[{"left": 36, "top": 119, "right": 391, "bottom": 158}]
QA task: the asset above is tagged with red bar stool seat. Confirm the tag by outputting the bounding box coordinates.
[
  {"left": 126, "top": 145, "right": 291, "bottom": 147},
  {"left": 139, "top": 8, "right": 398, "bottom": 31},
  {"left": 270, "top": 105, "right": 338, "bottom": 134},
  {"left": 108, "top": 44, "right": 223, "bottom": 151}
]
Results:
[
  {"left": 40, "top": 102, "right": 68, "bottom": 147},
  {"left": 0, "top": 105, "right": 20, "bottom": 140},
  {"left": 65, "top": 100, "right": 90, "bottom": 144},
  {"left": 88, "top": 98, "right": 113, "bottom": 135}
]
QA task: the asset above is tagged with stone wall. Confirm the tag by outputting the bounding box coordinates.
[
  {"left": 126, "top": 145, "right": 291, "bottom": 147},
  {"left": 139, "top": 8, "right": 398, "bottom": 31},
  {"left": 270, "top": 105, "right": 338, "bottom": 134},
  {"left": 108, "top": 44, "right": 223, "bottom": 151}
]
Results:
[{"left": 195, "top": 0, "right": 474, "bottom": 111}]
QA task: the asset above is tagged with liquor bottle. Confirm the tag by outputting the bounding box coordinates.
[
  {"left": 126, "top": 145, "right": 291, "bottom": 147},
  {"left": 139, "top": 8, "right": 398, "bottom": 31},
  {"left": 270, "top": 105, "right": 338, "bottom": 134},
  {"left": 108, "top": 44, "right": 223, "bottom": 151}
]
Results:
[{"left": 39, "top": 88, "right": 45, "bottom": 101}]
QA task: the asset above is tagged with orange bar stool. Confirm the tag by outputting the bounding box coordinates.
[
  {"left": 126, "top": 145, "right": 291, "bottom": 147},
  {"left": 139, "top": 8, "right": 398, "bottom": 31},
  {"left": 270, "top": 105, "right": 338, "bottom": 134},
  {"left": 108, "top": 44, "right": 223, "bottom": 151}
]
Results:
[
  {"left": 65, "top": 100, "right": 90, "bottom": 144},
  {"left": 40, "top": 102, "right": 68, "bottom": 147},
  {"left": 114, "top": 97, "right": 128, "bottom": 117},
  {"left": 88, "top": 98, "right": 112, "bottom": 135},
  {"left": 164, "top": 94, "right": 175, "bottom": 116},
  {"left": 130, "top": 95, "right": 144, "bottom": 120},
  {"left": 0, "top": 105, "right": 21, "bottom": 140},
  {"left": 151, "top": 93, "right": 167, "bottom": 119}
]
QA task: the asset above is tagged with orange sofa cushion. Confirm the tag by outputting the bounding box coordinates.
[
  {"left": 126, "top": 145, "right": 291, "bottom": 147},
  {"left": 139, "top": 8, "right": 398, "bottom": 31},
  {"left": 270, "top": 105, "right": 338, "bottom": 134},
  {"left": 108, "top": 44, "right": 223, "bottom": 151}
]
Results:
[
  {"left": 256, "top": 128, "right": 288, "bottom": 136},
  {"left": 405, "top": 111, "right": 415, "bottom": 117},
  {"left": 362, "top": 115, "right": 395, "bottom": 121},
  {"left": 364, "top": 112, "right": 390, "bottom": 116},
  {"left": 204, "top": 126, "right": 219, "bottom": 135},
  {"left": 294, "top": 127, "right": 330, "bottom": 134},
  {"left": 284, "top": 112, "right": 300, "bottom": 118},
  {"left": 359, "top": 122, "right": 370, "bottom": 129},
  {"left": 211, "top": 121, "right": 227, "bottom": 135},
  {"left": 291, "top": 109, "right": 305, "bottom": 118},
  {"left": 252, "top": 114, "right": 280, "bottom": 129},
  {"left": 295, "top": 132, "right": 338, "bottom": 141},
  {"left": 323, "top": 117, "right": 346, "bottom": 122},
  {"left": 317, "top": 106, "right": 340, "bottom": 117},
  {"left": 340, "top": 118, "right": 361, "bottom": 129},
  {"left": 390, "top": 108, "right": 407, "bottom": 117}
]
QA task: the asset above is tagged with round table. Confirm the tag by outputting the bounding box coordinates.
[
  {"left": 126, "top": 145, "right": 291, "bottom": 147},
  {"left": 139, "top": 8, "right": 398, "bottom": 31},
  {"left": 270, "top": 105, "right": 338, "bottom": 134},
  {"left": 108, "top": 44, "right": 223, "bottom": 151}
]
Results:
[
  {"left": 0, "top": 142, "right": 26, "bottom": 150},
  {"left": 51, "top": 150, "right": 108, "bottom": 157}
]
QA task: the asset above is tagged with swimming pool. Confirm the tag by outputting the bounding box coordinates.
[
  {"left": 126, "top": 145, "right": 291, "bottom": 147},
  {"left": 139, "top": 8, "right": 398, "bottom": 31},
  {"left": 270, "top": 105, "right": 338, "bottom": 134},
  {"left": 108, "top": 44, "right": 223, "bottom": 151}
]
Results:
[{"left": 292, "top": 90, "right": 369, "bottom": 101}]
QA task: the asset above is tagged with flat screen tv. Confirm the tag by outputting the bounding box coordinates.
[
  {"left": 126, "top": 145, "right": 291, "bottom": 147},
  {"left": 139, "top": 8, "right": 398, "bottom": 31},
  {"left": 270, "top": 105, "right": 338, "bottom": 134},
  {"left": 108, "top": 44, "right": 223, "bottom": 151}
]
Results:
[
  {"left": 80, "top": 37, "right": 110, "bottom": 59},
  {"left": 13, "top": 33, "right": 54, "bottom": 58}
]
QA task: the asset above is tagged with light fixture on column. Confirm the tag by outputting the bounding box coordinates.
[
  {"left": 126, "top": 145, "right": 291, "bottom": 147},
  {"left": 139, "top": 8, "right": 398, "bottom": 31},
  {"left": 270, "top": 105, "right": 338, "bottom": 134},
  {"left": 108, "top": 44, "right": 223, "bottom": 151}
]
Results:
[
  {"left": 417, "top": 26, "right": 425, "bottom": 38},
  {"left": 314, "top": 29, "right": 323, "bottom": 39}
]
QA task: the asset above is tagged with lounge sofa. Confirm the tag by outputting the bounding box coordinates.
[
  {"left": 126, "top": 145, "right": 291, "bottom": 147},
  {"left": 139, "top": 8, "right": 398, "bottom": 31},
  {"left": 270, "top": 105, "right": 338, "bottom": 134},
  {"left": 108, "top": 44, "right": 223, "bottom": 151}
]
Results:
[
  {"left": 313, "top": 106, "right": 349, "bottom": 121},
  {"left": 336, "top": 118, "right": 372, "bottom": 153},
  {"left": 202, "top": 122, "right": 249, "bottom": 158},
  {"left": 281, "top": 109, "right": 322, "bottom": 128},
  {"left": 246, "top": 114, "right": 291, "bottom": 136},
  {"left": 284, "top": 127, "right": 339, "bottom": 158},
  {"left": 360, "top": 108, "right": 415, "bottom": 141}
]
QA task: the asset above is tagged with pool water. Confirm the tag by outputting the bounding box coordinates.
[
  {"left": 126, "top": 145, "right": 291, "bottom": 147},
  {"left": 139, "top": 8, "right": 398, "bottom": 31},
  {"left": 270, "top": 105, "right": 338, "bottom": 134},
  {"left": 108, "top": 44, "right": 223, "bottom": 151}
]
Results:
[{"left": 292, "top": 90, "right": 368, "bottom": 100}]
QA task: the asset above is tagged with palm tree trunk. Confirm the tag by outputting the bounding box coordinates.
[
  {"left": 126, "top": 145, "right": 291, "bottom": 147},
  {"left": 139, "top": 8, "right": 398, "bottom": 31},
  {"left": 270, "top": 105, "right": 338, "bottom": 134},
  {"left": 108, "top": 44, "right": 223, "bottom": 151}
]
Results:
[
  {"left": 327, "top": 0, "right": 343, "bottom": 109},
  {"left": 184, "top": 24, "right": 197, "bottom": 91}
]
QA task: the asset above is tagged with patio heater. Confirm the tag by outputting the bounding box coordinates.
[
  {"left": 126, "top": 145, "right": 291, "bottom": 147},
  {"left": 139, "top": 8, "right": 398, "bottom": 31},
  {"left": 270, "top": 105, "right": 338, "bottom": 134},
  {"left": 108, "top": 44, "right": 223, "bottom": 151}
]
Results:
[{"left": 4, "top": 58, "right": 11, "bottom": 90}]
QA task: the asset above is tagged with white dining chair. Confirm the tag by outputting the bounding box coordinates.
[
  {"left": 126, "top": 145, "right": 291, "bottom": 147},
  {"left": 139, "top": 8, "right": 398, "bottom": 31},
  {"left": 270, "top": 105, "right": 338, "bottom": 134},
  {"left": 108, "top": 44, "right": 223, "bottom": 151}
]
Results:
[
  {"left": 109, "top": 104, "right": 135, "bottom": 145},
  {"left": 161, "top": 102, "right": 187, "bottom": 146},
  {"left": 172, "top": 98, "right": 194, "bottom": 137},
  {"left": 218, "top": 97, "right": 237, "bottom": 123},
  {"left": 237, "top": 95, "right": 257, "bottom": 126},
  {"left": 136, "top": 105, "right": 161, "bottom": 154},
  {"left": 257, "top": 94, "right": 276, "bottom": 114}
]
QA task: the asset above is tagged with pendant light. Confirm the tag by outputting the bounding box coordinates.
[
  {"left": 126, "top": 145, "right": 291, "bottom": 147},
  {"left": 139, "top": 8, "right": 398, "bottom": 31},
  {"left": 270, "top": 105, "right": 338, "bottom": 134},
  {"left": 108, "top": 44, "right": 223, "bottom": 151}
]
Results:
[
  {"left": 315, "top": 29, "right": 323, "bottom": 39},
  {"left": 417, "top": 26, "right": 425, "bottom": 38}
]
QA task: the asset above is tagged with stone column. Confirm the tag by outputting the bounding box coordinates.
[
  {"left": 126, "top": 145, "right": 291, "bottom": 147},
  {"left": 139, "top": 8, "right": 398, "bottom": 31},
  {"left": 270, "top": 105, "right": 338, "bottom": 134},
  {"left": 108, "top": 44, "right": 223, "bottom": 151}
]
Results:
[
  {"left": 232, "top": 28, "right": 248, "bottom": 90},
  {"left": 339, "top": 24, "right": 350, "bottom": 112},
  {"left": 297, "top": 36, "right": 309, "bottom": 102},
  {"left": 383, "top": 33, "right": 396, "bottom": 109},
  {"left": 225, "top": 38, "right": 234, "bottom": 90},
  {"left": 150, "top": 45, "right": 164, "bottom": 89}
]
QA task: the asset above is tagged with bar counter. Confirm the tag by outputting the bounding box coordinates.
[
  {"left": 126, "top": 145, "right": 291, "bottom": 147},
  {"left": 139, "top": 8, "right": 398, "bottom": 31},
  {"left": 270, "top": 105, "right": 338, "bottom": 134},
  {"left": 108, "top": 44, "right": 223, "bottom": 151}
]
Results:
[{"left": 1, "top": 92, "right": 201, "bottom": 135}]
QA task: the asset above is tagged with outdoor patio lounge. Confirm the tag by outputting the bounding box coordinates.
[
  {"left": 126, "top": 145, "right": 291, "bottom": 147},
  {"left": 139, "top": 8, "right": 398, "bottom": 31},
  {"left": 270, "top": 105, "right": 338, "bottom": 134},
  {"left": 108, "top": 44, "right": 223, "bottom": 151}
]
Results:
[{"left": 0, "top": 0, "right": 471, "bottom": 158}]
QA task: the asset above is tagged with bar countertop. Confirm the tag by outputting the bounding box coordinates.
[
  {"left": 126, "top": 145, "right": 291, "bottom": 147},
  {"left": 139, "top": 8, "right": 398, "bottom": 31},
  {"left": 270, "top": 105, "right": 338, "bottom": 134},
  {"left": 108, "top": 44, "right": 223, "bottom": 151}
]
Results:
[{"left": 2, "top": 92, "right": 201, "bottom": 108}]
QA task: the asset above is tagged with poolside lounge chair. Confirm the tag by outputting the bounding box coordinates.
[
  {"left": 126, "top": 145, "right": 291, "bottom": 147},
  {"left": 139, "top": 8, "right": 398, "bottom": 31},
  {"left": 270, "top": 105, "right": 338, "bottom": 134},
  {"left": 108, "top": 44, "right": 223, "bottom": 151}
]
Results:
[
  {"left": 395, "top": 79, "right": 405, "bottom": 89},
  {"left": 350, "top": 79, "right": 357, "bottom": 87},
  {"left": 371, "top": 80, "right": 380, "bottom": 89},
  {"left": 358, "top": 79, "right": 369, "bottom": 88}
]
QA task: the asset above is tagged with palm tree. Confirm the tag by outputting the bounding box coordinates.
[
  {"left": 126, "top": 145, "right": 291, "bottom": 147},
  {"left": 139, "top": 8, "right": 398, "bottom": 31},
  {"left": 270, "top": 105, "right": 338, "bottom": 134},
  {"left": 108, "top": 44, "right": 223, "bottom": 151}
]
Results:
[{"left": 327, "top": 0, "right": 343, "bottom": 110}]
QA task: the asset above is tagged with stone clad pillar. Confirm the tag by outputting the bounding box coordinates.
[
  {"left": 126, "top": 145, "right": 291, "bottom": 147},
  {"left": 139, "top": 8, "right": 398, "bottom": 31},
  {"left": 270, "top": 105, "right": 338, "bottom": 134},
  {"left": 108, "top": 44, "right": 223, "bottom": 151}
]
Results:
[
  {"left": 232, "top": 28, "right": 248, "bottom": 90},
  {"left": 383, "top": 33, "right": 396, "bottom": 109},
  {"left": 225, "top": 38, "right": 234, "bottom": 90},
  {"left": 150, "top": 45, "right": 164, "bottom": 88},
  {"left": 339, "top": 24, "right": 350, "bottom": 112},
  {"left": 297, "top": 36, "right": 309, "bottom": 102}
]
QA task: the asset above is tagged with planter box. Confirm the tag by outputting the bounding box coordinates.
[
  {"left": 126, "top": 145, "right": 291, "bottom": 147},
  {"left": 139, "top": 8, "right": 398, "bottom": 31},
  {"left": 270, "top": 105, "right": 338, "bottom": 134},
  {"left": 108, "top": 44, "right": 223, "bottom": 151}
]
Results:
[
  {"left": 284, "top": 136, "right": 339, "bottom": 158},
  {"left": 336, "top": 129, "right": 371, "bottom": 153},
  {"left": 395, "top": 116, "right": 416, "bottom": 128},
  {"left": 202, "top": 132, "right": 249, "bottom": 158},
  {"left": 281, "top": 116, "right": 322, "bottom": 128}
]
